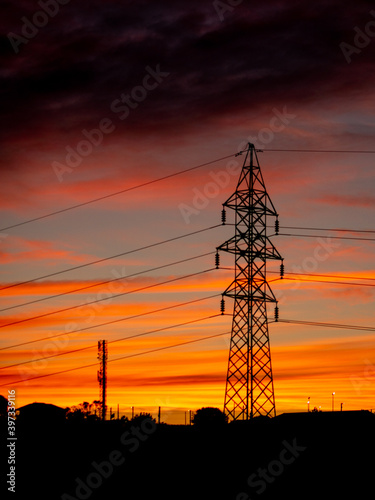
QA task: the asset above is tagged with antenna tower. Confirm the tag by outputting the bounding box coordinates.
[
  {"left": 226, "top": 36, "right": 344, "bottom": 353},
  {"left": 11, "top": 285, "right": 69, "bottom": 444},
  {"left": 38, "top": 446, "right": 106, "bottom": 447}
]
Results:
[{"left": 97, "top": 340, "right": 108, "bottom": 421}]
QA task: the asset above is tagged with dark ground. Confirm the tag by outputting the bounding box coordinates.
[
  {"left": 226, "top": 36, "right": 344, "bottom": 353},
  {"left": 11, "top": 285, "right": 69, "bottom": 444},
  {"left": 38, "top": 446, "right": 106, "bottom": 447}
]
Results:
[{"left": 2, "top": 410, "right": 374, "bottom": 500}]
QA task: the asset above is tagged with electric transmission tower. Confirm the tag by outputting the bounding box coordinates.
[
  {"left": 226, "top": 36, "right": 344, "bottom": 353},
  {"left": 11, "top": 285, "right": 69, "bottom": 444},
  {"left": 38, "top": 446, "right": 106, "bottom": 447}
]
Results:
[
  {"left": 97, "top": 340, "right": 108, "bottom": 421},
  {"left": 217, "top": 143, "right": 283, "bottom": 421}
]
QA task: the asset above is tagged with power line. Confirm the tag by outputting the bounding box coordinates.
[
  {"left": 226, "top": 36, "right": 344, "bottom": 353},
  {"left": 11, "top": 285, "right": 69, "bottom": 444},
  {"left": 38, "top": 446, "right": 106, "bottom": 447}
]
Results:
[
  {"left": 224, "top": 267, "right": 375, "bottom": 284},
  {"left": 242, "top": 273, "right": 374, "bottom": 288},
  {"left": 0, "top": 251, "right": 215, "bottom": 312},
  {"left": 3, "top": 316, "right": 375, "bottom": 387},
  {"left": 0, "top": 268, "right": 215, "bottom": 329},
  {"left": 259, "top": 149, "right": 375, "bottom": 154},
  {"left": 279, "top": 232, "right": 375, "bottom": 242},
  {"left": 282, "top": 276, "right": 375, "bottom": 287},
  {"left": 4, "top": 238, "right": 372, "bottom": 314},
  {"left": 278, "top": 318, "right": 375, "bottom": 333},
  {"left": 212, "top": 266, "right": 375, "bottom": 290},
  {"left": 268, "top": 270, "right": 375, "bottom": 282},
  {"left": 0, "top": 224, "right": 222, "bottom": 292},
  {"left": 0, "top": 154, "right": 236, "bottom": 233},
  {"left": 4, "top": 314, "right": 375, "bottom": 387},
  {"left": 280, "top": 226, "right": 375, "bottom": 234},
  {"left": 1, "top": 148, "right": 373, "bottom": 234},
  {"left": 0, "top": 293, "right": 222, "bottom": 350},
  {"left": 0, "top": 313, "right": 223, "bottom": 370},
  {"left": 0, "top": 330, "right": 231, "bottom": 387},
  {"left": 219, "top": 268, "right": 375, "bottom": 288}
]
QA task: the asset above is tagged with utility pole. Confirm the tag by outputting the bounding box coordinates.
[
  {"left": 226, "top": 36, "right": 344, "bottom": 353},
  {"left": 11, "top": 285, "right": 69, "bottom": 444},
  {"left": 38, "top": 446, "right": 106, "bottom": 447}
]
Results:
[
  {"left": 217, "top": 143, "right": 283, "bottom": 421},
  {"left": 97, "top": 340, "right": 108, "bottom": 421}
]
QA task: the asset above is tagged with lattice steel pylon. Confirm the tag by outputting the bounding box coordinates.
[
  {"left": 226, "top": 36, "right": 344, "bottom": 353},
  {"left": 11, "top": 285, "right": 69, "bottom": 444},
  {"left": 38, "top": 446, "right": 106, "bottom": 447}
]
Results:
[
  {"left": 217, "top": 143, "right": 283, "bottom": 421},
  {"left": 97, "top": 340, "right": 108, "bottom": 421}
]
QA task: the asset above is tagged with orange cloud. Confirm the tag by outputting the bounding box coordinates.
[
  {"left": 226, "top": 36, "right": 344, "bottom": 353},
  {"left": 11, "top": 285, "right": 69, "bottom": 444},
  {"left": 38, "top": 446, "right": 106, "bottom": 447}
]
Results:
[
  {"left": 315, "top": 194, "right": 375, "bottom": 208},
  {"left": 0, "top": 236, "right": 93, "bottom": 265}
]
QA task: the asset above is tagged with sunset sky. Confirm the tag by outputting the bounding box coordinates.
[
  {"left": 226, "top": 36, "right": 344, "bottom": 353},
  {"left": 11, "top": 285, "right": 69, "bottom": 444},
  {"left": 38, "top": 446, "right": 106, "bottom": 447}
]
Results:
[{"left": 1, "top": 1, "right": 375, "bottom": 421}]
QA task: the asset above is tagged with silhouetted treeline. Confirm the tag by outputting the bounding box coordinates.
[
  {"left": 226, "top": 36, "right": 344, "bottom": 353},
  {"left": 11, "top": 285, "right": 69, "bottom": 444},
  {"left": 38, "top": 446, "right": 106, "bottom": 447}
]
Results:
[{"left": 1, "top": 408, "right": 373, "bottom": 500}]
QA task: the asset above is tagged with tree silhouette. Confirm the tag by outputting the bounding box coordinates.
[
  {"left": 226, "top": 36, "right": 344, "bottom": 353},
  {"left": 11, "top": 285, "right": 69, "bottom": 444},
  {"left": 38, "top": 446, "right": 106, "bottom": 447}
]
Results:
[
  {"left": 66, "top": 400, "right": 100, "bottom": 421},
  {"left": 193, "top": 407, "right": 228, "bottom": 428},
  {"left": 130, "top": 412, "right": 156, "bottom": 426},
  {"left": 0, "top": 395, "right": 7, "bottom": 417},
  {"left": 92, "top": 400, "right": 102, "bottom": 416}
]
